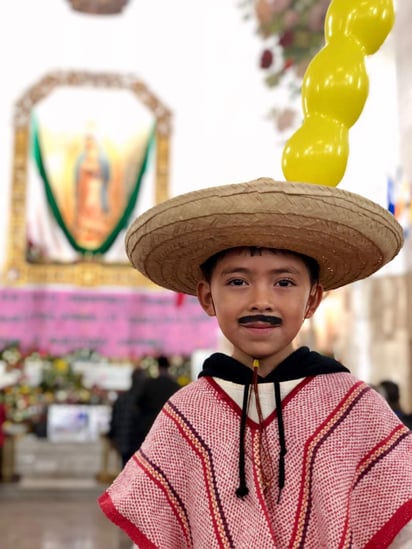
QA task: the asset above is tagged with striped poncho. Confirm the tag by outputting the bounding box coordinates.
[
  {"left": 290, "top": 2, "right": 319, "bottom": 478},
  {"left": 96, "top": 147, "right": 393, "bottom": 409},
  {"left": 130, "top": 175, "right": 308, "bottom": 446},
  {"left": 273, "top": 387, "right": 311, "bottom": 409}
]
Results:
[{"left": 99, "top": 349, "right": 412, "bottom": 548}]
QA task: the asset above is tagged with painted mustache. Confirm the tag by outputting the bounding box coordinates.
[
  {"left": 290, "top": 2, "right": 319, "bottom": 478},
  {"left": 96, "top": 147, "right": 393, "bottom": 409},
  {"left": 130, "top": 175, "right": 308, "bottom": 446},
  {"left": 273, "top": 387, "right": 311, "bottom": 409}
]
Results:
[{"left": 238, "top": 315, "right": 282, "bottom": 326}]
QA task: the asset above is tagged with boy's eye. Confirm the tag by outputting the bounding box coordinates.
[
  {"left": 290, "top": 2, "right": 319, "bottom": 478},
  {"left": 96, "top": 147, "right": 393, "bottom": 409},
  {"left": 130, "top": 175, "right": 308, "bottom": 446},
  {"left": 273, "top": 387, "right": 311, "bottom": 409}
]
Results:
[
  {"left": 227, "top": 278, "right": 246, "bottom": 286},
  {"left": 276, "top": 279, "right": 294, "bottom": 287}
]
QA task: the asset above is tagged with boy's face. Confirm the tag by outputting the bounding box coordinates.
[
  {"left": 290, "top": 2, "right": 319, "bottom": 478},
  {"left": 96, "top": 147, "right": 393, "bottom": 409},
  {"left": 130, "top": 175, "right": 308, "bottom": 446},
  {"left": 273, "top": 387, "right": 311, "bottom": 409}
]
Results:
[{"left": 197, "top": 248, "right": 323, "bottom": 373}]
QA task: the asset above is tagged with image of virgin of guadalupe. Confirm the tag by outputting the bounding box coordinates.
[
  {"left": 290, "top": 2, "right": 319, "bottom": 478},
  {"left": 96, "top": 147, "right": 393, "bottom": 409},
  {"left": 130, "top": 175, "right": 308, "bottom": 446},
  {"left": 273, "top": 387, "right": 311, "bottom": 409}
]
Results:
[
  {"left": 25, "top": 82, "right": 161, "bottom": 267},
  {"left": 73, "top": 131, "right": 112, "bottom": 249}
]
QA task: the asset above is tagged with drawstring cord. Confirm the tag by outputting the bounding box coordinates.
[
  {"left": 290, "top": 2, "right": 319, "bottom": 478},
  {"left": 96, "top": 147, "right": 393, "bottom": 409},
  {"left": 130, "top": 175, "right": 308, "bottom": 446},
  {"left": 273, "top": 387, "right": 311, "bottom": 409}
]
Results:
[
  {"left": 235, "top": 359, "right": 287, "bottom": 503},
  {"left": 235, "top": 383, "right": 250, "bottom": 498},
  {"left": 274, "top": 379, "right": 287, "bottom": 503}
]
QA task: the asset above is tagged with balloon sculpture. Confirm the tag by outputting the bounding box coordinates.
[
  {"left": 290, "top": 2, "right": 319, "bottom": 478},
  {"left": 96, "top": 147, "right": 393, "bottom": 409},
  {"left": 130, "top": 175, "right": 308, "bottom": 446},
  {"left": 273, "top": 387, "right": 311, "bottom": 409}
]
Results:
[{"left": 281, "top": 0, "right": 395, "bottom": 187}]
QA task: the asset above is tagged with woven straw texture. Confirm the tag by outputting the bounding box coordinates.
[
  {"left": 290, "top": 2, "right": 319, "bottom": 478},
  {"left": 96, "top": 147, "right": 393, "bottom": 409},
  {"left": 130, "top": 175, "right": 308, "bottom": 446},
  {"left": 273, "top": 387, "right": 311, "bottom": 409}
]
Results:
[
  {"left": 100, "top": 374, "right": 412, "bottom": 548},
  {"left": 125, "top": 178, "right": 404, "bottom": 294}
]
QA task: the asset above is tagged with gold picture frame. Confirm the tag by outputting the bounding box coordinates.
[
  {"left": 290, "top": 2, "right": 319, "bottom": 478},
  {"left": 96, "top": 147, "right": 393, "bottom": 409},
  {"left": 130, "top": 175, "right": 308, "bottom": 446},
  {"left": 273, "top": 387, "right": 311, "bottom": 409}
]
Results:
[{"left": 3, "top": 70, "right": 171, "bottom": 288}]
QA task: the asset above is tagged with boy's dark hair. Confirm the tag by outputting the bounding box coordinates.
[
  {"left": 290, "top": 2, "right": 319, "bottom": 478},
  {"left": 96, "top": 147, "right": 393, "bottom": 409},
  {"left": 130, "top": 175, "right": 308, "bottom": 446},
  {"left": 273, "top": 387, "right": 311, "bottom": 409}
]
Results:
[{"left": 200, "top": 247, "right": 320, "bottom": 285}]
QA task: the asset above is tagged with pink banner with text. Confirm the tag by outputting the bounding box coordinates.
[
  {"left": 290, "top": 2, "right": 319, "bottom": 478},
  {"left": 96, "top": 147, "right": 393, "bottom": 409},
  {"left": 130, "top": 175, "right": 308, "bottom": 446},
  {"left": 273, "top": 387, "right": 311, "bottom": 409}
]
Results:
[{"left": 0, "top": 288, "right": 219, "bottom": 358}]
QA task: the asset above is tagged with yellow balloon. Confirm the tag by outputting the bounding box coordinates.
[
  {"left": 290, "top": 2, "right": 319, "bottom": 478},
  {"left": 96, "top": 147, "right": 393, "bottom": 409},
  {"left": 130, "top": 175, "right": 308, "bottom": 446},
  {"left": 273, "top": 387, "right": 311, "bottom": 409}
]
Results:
[
  {"left": 282, "top": 115, "right": 349, "bottom": 187},
  {"left": 325, "top": 0, "right": 395, "bottom": 55},
  {"left": 282, "top": 0, "right": 395, "bottom": 186},
  {"left": 302, "top": 36, "right": 369, "bottom": 127}
]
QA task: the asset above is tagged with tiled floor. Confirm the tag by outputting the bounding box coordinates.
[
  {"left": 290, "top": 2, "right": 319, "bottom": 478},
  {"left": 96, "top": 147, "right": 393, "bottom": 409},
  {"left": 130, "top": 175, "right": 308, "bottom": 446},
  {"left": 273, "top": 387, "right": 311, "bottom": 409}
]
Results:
[{"left": 0, "top": 479, "right": 132, "bottom": 549}]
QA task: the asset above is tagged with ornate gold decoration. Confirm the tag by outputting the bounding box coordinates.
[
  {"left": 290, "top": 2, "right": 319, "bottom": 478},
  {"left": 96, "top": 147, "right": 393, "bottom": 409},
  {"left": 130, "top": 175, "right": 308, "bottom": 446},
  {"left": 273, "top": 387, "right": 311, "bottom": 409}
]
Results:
[
  {"left": 67, "top": 0, "right": 130, "bottom": 15},
  {"left": 4, "top": 70, "right": 172, "bottom": 288}
]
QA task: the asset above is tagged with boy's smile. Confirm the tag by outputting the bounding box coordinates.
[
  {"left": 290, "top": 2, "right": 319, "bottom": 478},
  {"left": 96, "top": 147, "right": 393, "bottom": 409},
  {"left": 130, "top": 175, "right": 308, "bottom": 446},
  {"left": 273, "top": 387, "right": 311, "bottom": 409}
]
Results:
[{"left": 197, "top": 248, "right": 323, "bottom": 376}]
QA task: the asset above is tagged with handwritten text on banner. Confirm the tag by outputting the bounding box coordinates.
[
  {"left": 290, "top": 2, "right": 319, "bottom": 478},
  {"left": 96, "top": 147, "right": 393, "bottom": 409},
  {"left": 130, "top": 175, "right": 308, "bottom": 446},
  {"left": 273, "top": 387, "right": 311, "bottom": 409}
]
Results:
[{"left": 0, "top": 288, "right": 219, "bottom": 358}]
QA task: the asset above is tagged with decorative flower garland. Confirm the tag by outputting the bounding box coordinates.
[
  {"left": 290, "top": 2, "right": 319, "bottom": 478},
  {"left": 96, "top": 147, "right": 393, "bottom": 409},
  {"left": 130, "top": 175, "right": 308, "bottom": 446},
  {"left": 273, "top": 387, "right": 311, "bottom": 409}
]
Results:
[{"left": 240, "top": 0, "right": 330, "bottom": 130}]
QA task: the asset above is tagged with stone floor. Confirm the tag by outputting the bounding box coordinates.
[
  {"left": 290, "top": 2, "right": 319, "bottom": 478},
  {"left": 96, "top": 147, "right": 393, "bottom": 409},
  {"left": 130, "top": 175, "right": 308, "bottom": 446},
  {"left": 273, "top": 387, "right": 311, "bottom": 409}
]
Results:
[
  {"left": 0, "top": 435, "right": 131, "bottom": 549},
  {"left": 0, "top": 478, "right": 132, "bottom": 549}
]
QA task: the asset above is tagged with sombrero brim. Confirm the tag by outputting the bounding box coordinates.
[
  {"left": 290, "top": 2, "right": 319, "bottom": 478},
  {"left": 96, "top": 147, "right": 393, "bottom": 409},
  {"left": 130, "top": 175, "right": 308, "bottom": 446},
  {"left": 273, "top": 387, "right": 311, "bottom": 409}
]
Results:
[{"left": 125, "top": 178, "right": 403, "bottom": 295}]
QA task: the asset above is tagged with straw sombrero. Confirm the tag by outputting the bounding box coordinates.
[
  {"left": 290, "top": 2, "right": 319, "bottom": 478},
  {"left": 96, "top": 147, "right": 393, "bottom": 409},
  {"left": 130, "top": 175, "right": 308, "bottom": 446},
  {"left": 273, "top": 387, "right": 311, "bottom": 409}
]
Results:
[{"left": 125, "top": 177, "right": 403, "bottom": 295}]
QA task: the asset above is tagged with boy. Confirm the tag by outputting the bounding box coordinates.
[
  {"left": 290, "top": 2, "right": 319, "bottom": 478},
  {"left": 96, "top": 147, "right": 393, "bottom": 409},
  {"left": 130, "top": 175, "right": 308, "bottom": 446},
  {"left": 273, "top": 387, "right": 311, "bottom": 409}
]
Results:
[{"left": 99, "top": 178, "right": 412, "bottom": 548}]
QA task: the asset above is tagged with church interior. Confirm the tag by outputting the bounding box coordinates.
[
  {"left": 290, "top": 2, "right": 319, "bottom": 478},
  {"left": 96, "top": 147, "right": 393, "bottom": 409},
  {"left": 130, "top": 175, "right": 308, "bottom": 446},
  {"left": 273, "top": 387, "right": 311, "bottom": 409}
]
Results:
[{"left": 1, "top": 0, "right": 412, "bottom": 547}]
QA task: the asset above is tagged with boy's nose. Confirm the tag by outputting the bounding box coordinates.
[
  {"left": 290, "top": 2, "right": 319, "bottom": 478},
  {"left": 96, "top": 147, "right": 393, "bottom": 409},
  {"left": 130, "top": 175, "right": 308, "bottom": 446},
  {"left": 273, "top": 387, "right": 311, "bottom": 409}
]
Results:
[{"left": 249, "top": 286, "right": 274, "bottom": 311}]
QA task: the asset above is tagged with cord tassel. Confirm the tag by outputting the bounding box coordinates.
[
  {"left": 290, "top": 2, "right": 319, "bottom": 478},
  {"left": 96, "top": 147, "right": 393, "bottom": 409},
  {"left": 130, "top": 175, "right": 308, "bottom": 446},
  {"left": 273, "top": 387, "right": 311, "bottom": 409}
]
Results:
[
  {"left": 274, "top": 380, "right": 287, "bottom": 503},
  {"left": 252, "top": 359, "right": 275, "bottom": 492},
  {"left": 236, "top": 383, "right": 250, "bottom": 498}
]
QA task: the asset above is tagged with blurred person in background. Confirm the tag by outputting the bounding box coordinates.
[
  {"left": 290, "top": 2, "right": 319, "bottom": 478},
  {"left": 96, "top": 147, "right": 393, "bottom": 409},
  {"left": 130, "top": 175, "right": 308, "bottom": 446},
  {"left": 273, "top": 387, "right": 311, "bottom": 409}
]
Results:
[
  {"left": 107, "top": 366, "right": 146, "bottom": 468},
  {"left": 135, "top": 355, "right": 181, "bottom": 446},
  {"left": 377, "top": 380, "right": 412, "bottom": 430},
  {"left": 0, "top": 391, "right": 6, "bottom": 480}
]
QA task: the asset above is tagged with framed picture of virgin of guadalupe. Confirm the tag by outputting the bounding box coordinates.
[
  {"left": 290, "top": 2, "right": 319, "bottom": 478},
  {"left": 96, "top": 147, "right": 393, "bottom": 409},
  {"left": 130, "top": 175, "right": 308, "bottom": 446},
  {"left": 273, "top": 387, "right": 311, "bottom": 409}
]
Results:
[{"left": 4, "top": 70, "right": 172, "bottom": 287}]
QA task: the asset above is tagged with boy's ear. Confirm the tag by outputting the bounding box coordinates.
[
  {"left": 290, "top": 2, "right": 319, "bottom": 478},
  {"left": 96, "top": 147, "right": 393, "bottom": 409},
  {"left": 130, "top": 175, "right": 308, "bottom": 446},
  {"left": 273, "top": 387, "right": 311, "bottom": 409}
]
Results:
[
  {"left": 197, "top": 280, "right": 216, "bottom": 316},
  {"left": 304, "top": 283, "right": 324, "bottom": 319}
]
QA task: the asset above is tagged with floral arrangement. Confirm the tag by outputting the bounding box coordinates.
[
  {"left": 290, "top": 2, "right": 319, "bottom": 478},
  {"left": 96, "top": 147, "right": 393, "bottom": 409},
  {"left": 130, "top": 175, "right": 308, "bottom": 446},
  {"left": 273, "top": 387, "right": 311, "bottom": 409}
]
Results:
[
  {"left": 0, "top": 345, "right": 108, "bottom": 427},
  {"left": 0, "top": 344, "right": 191, "bottom": 428},
  {"left": 240, "top": 0, "right": 330, "bottom": 130}
]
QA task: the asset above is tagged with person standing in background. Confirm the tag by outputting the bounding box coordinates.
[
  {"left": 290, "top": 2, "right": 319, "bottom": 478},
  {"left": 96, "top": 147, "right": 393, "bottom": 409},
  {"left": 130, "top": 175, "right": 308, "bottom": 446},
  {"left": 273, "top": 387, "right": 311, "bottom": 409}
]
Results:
[
  {"left": 0, "top": 390, "right": 6, "bottom": 480},
  {"left": 377, "top": 380, "right": 412, "bottom": 430},
  {"left": 134, "top": 355, "right": 181, "bottom": 446},
  {"left": 107, "top": 366, "right": 146, "bottom": 468}
]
